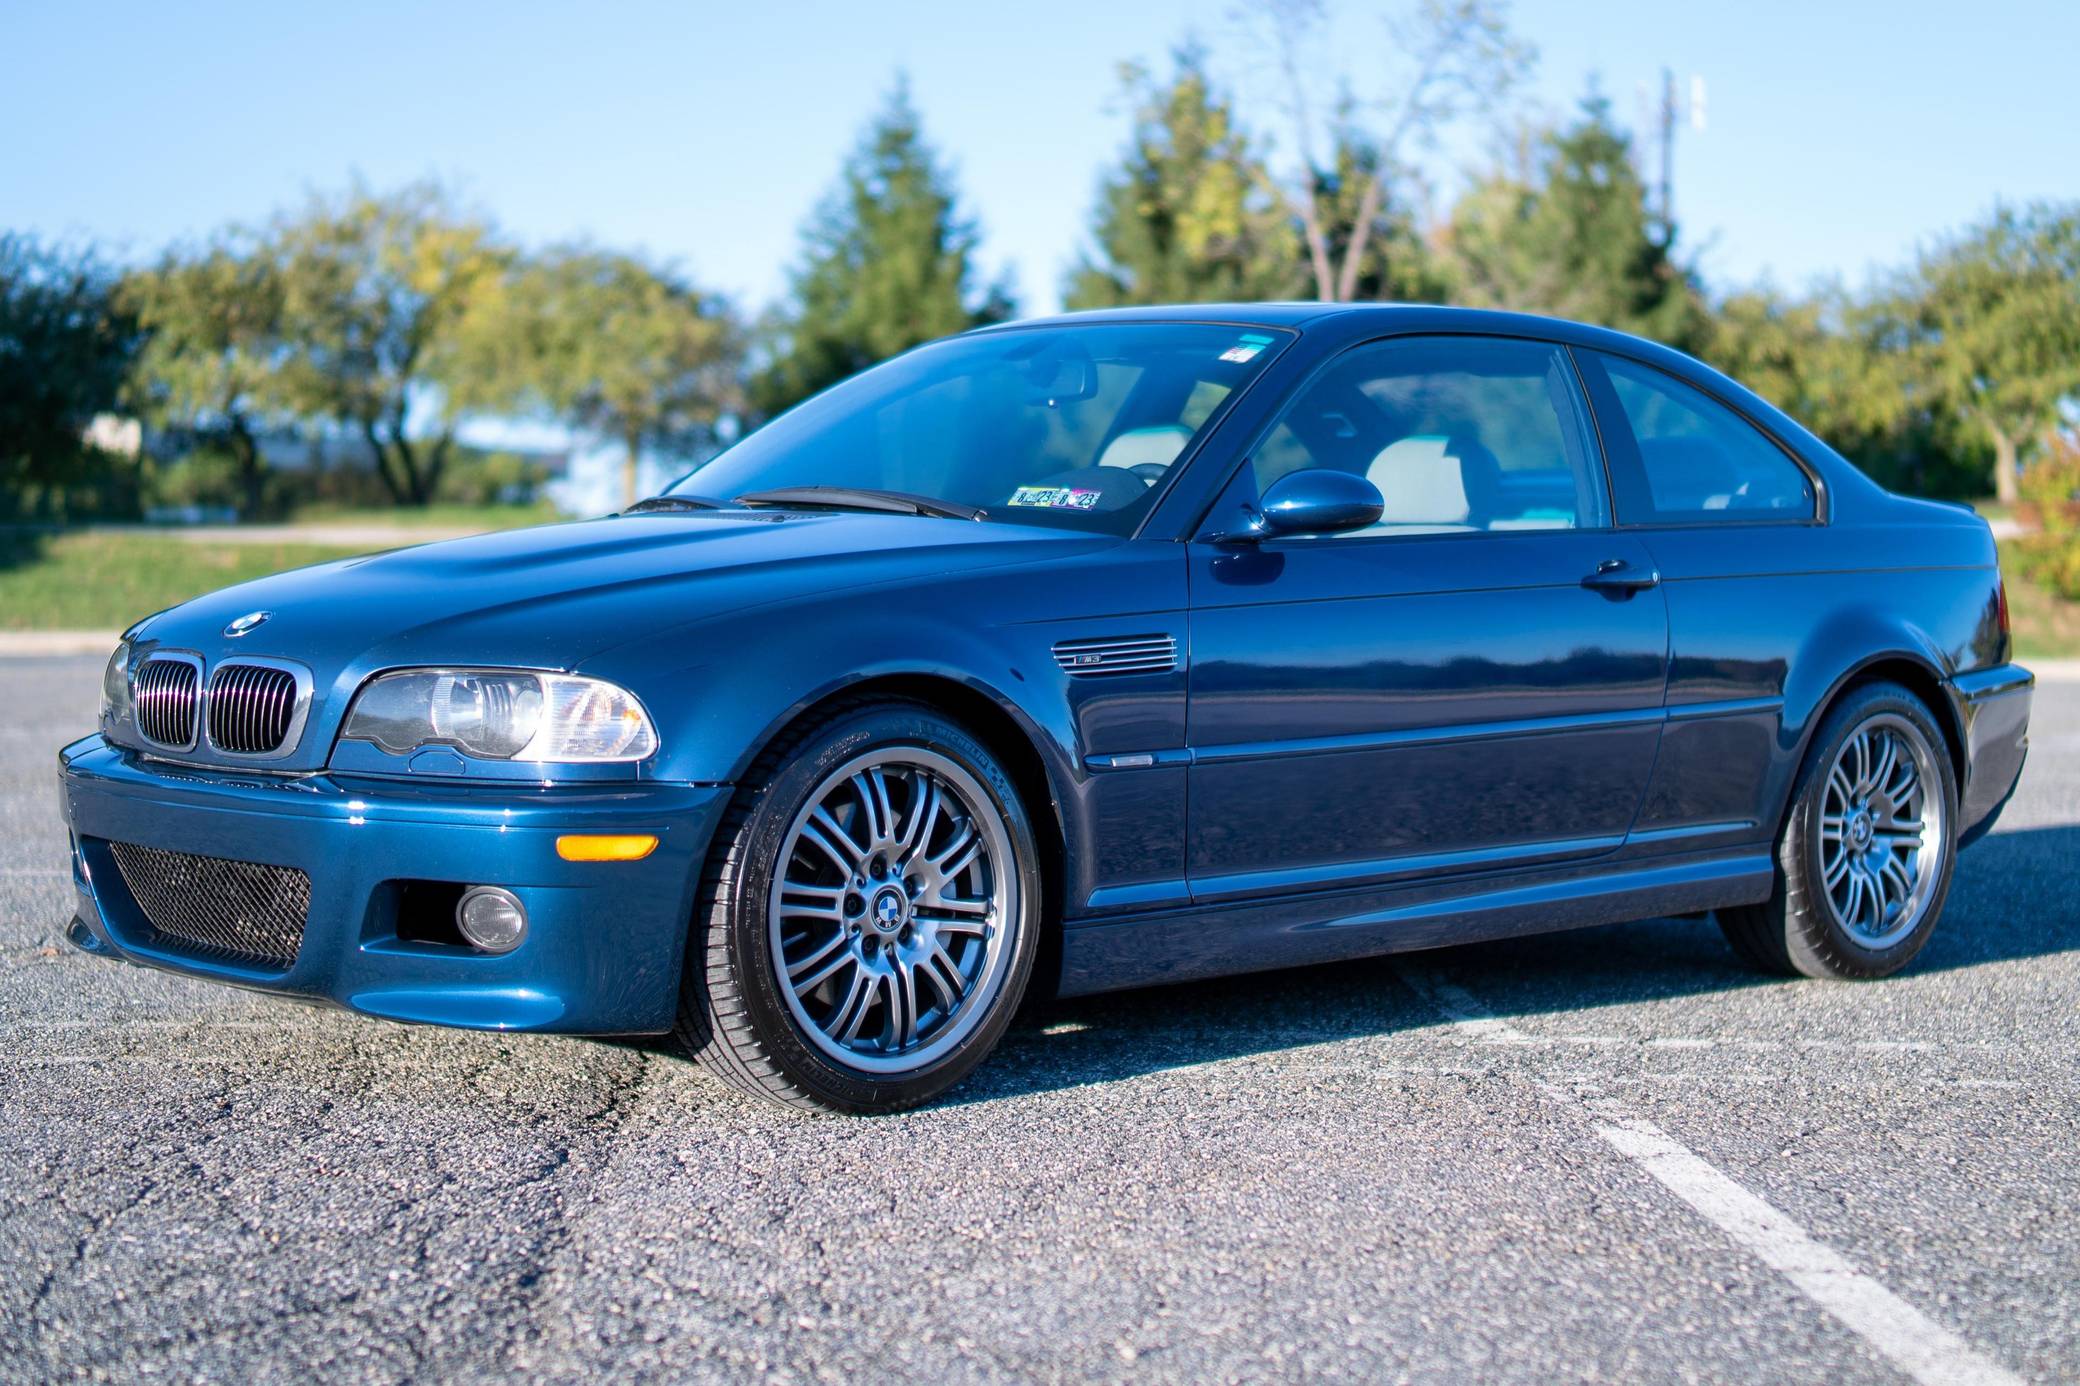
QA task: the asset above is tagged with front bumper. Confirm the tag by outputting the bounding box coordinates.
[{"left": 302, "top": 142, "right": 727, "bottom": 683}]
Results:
[
  {"left": 57, "top": 735, "right": 730, "bottom": 1033},
  {"left": 1954, "top": 662, "right": 2033, "bottom": 847}
]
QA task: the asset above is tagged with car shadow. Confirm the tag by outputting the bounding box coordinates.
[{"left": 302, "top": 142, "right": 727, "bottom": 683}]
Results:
[
  {"left": 944, "top": 823, "right": 2080, "bottom": 1107},
  {"left": 594, "top": 826, "right": 2079, "bottom": 1106}
]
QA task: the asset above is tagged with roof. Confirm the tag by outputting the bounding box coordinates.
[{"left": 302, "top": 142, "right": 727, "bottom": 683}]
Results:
[{"left": 988, "top": 301, "right": 1671, "bottom": 353}]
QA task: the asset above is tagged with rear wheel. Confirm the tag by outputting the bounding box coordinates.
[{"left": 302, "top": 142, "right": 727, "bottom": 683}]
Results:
[
  {"left": 1719, "top": 681, "right": 1957, "bottom": 979},
  {"left": 676, "top": 700, "right": 1040, "bottom": 1113}
]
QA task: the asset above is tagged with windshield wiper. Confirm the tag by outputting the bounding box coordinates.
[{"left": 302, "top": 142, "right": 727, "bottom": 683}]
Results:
[
  {"left": 732, "top": 486, "right": 985, "bottom": 522},
  {"left": 624, "top": 494, "right": 732, "bottom": 514}
]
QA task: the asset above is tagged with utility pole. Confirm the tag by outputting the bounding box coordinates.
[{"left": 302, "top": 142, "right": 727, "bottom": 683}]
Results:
[
  {"left": 1645, "top": 69, "right": 1705, "bottom": 250},
  {"left": 1658, "top": 67, "right": 1676, "bottom": 249}
]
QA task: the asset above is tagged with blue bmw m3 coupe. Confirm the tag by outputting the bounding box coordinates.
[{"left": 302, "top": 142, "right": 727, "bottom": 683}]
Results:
[{"left": 59, "top": 305, "right": 2033, "bottom": 1112}]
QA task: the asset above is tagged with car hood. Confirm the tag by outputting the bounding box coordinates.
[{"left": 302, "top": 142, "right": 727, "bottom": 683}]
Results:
[{"left": 126, "top": 511, "right": 1112, "bottom": 771}]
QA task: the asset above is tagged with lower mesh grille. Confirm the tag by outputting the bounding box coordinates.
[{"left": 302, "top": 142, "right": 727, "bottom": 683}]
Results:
[{"left": 107, "top": 842, "right": 310, "bottom": 968}]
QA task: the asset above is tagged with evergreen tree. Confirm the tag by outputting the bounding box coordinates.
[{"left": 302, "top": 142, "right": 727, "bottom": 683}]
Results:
[
  {"left": 1447, "top": 94, "right": 1706, "bottom": 349},
  {"left": 1065, "top": 50, "right": 1303, "bottom": 308},
  {"left": 753, "top": 80, "right": 1010, "bottom": 417}
]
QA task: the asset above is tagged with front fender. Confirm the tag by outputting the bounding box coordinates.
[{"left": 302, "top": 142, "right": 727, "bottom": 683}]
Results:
[
  {"left": 574, "top": 540, "right": 1193, "bottom": 921},
  {"left": 588, "top": 614, "right": 1077, "bottom": 787}
]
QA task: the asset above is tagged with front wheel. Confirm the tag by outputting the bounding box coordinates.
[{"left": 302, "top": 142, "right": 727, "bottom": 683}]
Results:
[
  {"left": 677, "top": 700, "right": 1041, "bottom": 1113},
  {"left": 1719, "top": 680, "right": 1958, "bottom": 979}
]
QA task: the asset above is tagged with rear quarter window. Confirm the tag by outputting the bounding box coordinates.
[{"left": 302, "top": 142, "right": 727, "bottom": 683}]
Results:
[{"left": 1591, "top": 352, "right": 1816, "bottom": 525}]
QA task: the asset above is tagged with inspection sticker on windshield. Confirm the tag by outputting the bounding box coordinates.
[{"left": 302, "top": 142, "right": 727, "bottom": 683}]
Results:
[
  {"left": 1008, "top": 486, "right": 1101, "bottom": 510},
  {"left": 1219, "top": 332, "right": 1274, "bottom": 364}
]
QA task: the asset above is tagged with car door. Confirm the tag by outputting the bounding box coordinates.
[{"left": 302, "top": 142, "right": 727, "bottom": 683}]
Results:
[
  {"left": 1184, "top": 334, "right": 1671, "bottom": 904},
  {"left": 1571, "top": 347, "right": 1831, "bottom": 846}
]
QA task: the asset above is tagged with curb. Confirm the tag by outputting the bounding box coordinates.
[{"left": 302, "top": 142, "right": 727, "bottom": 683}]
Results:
[
  {"left": 2029, "top": 658, "right": 2080, "bottom": 683},
  {"left": 0, "top": 631, "right": 119, "bottom": 657}
]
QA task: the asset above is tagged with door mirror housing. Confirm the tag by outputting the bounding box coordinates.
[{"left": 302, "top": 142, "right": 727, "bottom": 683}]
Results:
[{"left": 1254, "top": 468, "right": 1384, "bottom": 538}]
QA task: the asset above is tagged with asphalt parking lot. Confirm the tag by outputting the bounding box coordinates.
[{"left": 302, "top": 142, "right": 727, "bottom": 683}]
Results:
[{"left": 3, "top": 655, "right": 2075, "bottom": 1383}]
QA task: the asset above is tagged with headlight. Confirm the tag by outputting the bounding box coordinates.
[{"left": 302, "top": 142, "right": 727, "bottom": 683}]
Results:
[
  {"left": 100, "top": 639, "right": 133, "bottom": 724},
  {"left": 341, "top": 670, "right": 658, "bottom": 762}
]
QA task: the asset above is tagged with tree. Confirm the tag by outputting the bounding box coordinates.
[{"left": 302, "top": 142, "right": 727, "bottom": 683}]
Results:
[
  {"left": 1698, "top": 287, "right": 1987, "bottom": 495},
  {"left": 754, "top": 80, "right": 1010, "bottom": 416},
  {"left": 0, "top": 235, "right": 140, "bottom": 514},
  {"left": 1901, "top": 203, "right": 2080, "bottom": 503},
  {"left": 1237, "top": 0, "right": 1530, "bottom": 302},
  {"left": 270, "top": 181, "right": 514, "bottom": 505},
  {"left": 1307, "top": 124, "right": 1451, "bottom": 303},
  {"left": 1446, "top": 94, "right": 1707, "bottom": 349},
  {"left": 120, "top": 231, "right": 286, "bottom": 516},
  {"left": 1066, "top": 49, "right": 1302, "bottom": 308},
  {"left": 502, "top": 247, "right": 742, "bottom": 508}
]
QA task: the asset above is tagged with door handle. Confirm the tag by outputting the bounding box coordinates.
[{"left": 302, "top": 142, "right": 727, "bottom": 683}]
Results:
[{"left": 1582, "top": 558, "right": 1661, "bottom": 592}]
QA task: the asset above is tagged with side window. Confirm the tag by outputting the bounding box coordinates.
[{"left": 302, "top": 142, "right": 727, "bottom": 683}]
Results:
[
  {"left": 1591, "top": 352, "right": 1816, "bottom": 524},
  {"left": 1246, "top": 336, "right": 1607, "bottom": 537}
]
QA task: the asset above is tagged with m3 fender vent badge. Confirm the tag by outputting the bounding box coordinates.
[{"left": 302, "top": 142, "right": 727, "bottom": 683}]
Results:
[{"left": 223, "top": 610, "right": 272, "bottom": 638}]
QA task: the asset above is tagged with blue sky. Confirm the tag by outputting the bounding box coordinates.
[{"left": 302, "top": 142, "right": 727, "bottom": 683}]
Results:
[{"left": 8, "top": 0, "right": 2078, "bottom": 318}]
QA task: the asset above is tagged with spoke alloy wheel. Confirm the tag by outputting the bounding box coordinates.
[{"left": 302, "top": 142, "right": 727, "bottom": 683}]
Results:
[
  {"left": 1814, "top": 712, "right": 1946, "bottom": 950},
  {"left": 769, "top": 747, "right": 1016, "bottom": 1074}
]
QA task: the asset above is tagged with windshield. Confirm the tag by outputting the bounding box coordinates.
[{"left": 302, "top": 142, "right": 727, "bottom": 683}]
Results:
[{"left": 668, "top": 322, "right": 1291, "bottom": 534}]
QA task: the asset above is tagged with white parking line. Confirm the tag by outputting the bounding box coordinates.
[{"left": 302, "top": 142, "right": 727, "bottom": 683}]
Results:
[
  {"left": 1599, "top": 1119, "right": 2022, "bottom": 1385},
  {"left": 1396, "top": 966, "right": 2024, "bottom": 1386}
]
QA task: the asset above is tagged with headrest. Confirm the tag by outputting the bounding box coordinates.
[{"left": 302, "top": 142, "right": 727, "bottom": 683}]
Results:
[
  {"left": 1364, "top": 436, "right": 1468, "bottom": 526},
  {"left": 1098, "top": 425, "right": 1192, "bottom": 472}
]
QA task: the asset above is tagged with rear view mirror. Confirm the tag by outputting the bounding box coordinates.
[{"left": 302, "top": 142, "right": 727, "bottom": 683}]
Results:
[{"left": 1018, "top": 345, "right": 1097, "bottom": 404}]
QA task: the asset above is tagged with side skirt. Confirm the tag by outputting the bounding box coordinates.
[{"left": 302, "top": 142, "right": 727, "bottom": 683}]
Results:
[{"left": 1055, "top": 849, "right": 1773, "bottom": 997}]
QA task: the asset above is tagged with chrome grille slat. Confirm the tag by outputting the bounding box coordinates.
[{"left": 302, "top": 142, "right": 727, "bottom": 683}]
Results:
[
  {"left": 1051, "top": 634, "right": 1180, "bottom": 677},
  {"left": 207, "top": 662, "right": 298, "bottom": 755},
  {"left": 107, "top": 841, "right": 310, "bottom": 969},
  {"left": 132, "top": 656, "right": 200, "bottom": 749}
]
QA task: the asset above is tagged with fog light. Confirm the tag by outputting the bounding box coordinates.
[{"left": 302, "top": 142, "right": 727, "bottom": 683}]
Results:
[{"left": 456, "top": 886, "right": 527, "bottom": 953}]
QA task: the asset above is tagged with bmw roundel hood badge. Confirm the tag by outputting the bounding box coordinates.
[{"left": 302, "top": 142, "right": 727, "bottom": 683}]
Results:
[{"left": 223, "top": 610, "right": 272, "bottom": 638}]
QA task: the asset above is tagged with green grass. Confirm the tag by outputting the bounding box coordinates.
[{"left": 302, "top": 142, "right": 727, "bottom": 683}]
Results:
[
  {"left": 2000, "top": 558, "right": 2080, "bottom": 661},
  {"left": 285, "top": 500, "right": 564, "bottom": 530},
  {"left": 0, "top": 531, "right": 368, "bottom": 631}
]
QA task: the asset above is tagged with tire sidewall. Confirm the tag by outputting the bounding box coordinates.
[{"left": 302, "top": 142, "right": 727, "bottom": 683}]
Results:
[
  {"left": 723, "top": 703, "right": 1042, "bottom": 1110},
  {"left": 1785, "top": 684, "right": 1959, "bottom": 978}
]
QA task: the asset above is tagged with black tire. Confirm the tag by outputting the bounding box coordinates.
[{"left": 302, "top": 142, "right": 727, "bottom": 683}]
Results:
[
  {"left": 675, "top": 699, "right": 1042, "bottom": 1113},
  {"left": 1718, "top": 680, "right": 1958, "bottom": 980}
]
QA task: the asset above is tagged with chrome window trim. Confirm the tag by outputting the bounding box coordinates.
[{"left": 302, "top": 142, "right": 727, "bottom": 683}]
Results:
[
  {"left": 130, "top": 650, "right": 205, "bottom": 754},
  {"left": 203, "top": 656, "right": 315, "bottom": 762}
]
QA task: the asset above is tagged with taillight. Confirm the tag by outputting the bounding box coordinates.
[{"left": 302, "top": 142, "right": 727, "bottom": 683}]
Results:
[{"left": 1997, "top": 577, "right": 2011, "bottom": 638}]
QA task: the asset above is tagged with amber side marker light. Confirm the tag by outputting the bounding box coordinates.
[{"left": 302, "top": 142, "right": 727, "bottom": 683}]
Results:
[{"left": 556, "top": 833, "right": 659, "bottom": 862}]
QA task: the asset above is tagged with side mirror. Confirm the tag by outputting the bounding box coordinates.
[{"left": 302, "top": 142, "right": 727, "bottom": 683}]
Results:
[{"left": 1255, "top": 468, "right": 1384, "bottom": 537}]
